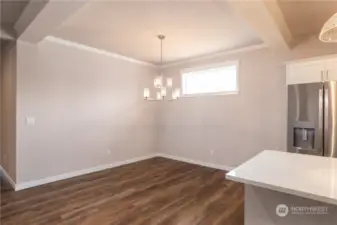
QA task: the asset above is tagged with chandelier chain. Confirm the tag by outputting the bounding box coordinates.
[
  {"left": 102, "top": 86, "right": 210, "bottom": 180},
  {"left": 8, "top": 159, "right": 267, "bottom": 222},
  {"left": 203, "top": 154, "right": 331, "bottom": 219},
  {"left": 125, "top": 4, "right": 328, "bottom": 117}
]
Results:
[{"left": 158, "top": 35, "right": 165, "bottom": 73}]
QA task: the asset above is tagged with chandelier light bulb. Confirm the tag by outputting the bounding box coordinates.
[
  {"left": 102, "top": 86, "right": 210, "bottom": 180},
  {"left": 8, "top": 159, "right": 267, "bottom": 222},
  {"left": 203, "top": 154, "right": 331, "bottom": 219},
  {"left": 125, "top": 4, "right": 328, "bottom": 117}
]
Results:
[
  {"left": 143, "top": 88, "right": 150, "bottom": 99},
  {"left": 166, "top": 78, "right": 173, "bottom": 87},
  {"left": 154, "top": 76, "right": 163, "bottom": 88},
  {"left": 172, "top": 91, "right": 177, "bottom": 100},
  {"left": 161, "top": 87, "right": 167, "bottom": 97},
  {"left": 174, "top": 88, "right": 181, "bottom": 98},
  {"left": 156, "top": 92, "right": 162, "bottom": 100}
]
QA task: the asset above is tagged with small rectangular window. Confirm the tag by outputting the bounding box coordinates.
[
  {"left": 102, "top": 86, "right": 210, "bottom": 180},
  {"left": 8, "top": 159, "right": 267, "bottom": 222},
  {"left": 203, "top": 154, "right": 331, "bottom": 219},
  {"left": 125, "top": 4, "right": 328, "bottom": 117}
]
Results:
[{"left": 181, "top": 61, "right": 239, "bottom": 96}]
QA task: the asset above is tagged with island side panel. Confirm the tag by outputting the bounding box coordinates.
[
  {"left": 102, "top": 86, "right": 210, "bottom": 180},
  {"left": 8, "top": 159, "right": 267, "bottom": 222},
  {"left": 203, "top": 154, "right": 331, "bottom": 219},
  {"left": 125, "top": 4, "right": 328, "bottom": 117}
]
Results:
[{"left": 245, "top": 185, "right": 337, "bottom": 225}]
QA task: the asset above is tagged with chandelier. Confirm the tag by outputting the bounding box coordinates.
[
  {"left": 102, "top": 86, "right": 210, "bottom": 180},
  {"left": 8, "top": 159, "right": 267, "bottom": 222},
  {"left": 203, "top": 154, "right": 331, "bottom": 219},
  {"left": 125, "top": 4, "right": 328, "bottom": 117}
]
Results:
[
  {"left": 143, "top": 35, "right": 180, "bottom": 101},
  {"left": 319, "top": 13, "right": 337, "bottom": 42}
]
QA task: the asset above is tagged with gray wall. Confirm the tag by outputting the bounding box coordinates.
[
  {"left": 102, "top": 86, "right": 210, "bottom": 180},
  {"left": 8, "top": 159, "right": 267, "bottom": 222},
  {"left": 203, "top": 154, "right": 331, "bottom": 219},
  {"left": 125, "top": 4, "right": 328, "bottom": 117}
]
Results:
[
  {"left": 5, "top": 40, "right": 288, "bottom": 184},
  {"left": 157, "top": 48, "right": 287, "bottom": 168},
  {"left": 0, "top": 43, "right": 17, "bottom": 181},
  {"left": 15, "top": 39, "right": 158, "bottom": 183}
]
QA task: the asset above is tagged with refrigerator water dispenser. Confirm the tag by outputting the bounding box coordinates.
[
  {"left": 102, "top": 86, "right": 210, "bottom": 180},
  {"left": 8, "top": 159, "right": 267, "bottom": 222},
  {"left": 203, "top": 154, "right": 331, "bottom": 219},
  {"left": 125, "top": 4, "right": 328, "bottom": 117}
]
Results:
[{"left": 293, "top": 127, "right": 315, "bottom": 150}]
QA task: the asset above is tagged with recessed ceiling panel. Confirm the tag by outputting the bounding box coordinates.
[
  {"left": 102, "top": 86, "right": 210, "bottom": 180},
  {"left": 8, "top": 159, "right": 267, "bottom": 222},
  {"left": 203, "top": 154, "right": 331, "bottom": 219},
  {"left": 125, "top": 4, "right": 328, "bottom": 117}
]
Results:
[
  {"left": 278, "top": 0, "right": 337, "bottom": 41},
  {"left": 54, "top": 1, "right": 261, "bottom": 64}
]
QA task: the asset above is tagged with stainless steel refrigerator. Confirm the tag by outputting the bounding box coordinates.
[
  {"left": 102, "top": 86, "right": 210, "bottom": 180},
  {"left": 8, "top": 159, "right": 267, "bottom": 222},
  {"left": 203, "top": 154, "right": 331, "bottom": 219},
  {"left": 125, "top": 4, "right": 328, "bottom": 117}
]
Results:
[{"left": 288, "top": 82, "right": 337, "bottom": 158}]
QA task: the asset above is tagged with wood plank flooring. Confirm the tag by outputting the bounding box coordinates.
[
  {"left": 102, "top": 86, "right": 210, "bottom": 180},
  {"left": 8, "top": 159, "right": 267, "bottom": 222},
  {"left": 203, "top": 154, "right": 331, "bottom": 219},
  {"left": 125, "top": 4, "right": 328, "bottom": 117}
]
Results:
[{"left": 0, "top": 157, "right": 244, "bottom": 225}]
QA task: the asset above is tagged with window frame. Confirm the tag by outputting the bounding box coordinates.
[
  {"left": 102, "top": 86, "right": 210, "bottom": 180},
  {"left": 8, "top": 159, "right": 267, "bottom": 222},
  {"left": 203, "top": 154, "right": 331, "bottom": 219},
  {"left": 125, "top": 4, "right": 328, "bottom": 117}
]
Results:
[{"left": 180, "top": 60, "right": 240, "bottom": 97}]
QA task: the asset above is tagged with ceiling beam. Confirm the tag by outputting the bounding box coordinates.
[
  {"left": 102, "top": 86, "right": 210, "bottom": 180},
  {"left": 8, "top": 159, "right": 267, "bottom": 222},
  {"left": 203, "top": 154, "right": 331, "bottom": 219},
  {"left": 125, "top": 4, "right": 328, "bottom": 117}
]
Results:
[
  {"left": 228, "top": 0, "right": 293, "bottom": 59},
  {"left": 14, "top": 0, "right": 88, "bottom": 43}
]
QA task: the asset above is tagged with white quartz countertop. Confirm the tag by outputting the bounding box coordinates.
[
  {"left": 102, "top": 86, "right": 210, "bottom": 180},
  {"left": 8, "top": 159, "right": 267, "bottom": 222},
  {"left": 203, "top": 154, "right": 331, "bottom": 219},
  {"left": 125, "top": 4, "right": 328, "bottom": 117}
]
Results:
[{"left": 226, "top": 150, "right": 337, "bottom": 206}]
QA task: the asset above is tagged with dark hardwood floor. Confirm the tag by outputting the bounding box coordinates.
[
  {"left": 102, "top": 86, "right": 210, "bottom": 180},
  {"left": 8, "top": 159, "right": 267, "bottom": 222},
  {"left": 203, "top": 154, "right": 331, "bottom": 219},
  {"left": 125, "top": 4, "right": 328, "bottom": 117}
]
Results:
[{"left": 0, "top": 157, "right": 244, "bottom": 225}]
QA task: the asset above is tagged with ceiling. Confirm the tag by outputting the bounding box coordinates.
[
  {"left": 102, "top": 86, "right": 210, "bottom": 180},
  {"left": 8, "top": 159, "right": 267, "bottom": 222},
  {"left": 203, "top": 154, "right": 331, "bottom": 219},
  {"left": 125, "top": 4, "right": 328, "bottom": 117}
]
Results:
[
  {"left": 53, "top": 1, "right": 262, "bottom": 65},
  {"left": 278, "top": 0, "right": 337, "bottom": 41},
  {"left": 1, "top": 0, "right": 29, "bottom": 28}
]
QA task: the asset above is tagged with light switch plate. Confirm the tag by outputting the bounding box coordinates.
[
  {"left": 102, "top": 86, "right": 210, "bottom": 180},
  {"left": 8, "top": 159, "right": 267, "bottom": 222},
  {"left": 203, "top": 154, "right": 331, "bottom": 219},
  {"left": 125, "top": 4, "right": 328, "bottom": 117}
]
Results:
[{"left": 25, "top": 117, "right": 35, "bottom": 126}]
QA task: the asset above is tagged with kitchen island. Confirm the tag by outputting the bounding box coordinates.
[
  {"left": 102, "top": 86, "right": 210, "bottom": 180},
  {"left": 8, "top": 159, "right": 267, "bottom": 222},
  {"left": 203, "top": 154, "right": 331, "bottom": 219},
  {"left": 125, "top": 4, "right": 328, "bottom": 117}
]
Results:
[{"left": 226, "top": 150, "right": 337, "bottom": 225}]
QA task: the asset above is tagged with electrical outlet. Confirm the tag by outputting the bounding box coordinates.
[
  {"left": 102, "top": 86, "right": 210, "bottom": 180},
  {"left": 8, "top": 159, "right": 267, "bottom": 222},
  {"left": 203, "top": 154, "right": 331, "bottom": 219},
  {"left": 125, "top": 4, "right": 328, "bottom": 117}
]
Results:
[
  {"left": 107, "top": 149, "right": 111, "bottom": 155},
  {"left": 25, "top": 117, "right": 36, "bottom": 126},
  {"left": 210, "top": 149, "right": 215, "bottom": 156}
]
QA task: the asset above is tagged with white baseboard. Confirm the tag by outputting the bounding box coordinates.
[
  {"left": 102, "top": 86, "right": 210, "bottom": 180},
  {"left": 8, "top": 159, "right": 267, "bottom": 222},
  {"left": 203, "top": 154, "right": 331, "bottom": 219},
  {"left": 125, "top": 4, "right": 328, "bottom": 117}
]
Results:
[
  {"left": 13, "top": 153, "right": 235, "bottom": 191},
  {"left": 156, "top": 153, "right": 236, "bottom": 171},
  {"left": 0, "top": 166, "right": 16, "bottom": 190},
  {"left": 15, "top": 154, "right": 158, "bottom": 191}
]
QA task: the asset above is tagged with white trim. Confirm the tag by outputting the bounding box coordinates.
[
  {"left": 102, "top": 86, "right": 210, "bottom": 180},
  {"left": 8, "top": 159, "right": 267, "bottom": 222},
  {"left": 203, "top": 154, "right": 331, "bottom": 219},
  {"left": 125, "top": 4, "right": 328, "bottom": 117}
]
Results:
[
  {"left": 44, "top": 36, "right": 267, "bottom": 69},
  {"left": 180, "top": 61, "right": 238, "bottom": 74},
  {"left": 179, "top": 91, "right": 239, "bottom": 98},
  {"left": 15, "top": 154, "right": 158, "bottom": 191},
  {"left": 44, "top": 36, "right": 156, "bottom": 68},
  {"left": 163, "top": 43, "right": 268, "bottom": 68},
  {"left": 284, "top": 54, "right": 337, "bottom": 65},
  {"left": 0, "top": 166, "right": 16, "bottom": 190},
  {"left": 156, "top": 153, "right": 236, "bottom": 171}
]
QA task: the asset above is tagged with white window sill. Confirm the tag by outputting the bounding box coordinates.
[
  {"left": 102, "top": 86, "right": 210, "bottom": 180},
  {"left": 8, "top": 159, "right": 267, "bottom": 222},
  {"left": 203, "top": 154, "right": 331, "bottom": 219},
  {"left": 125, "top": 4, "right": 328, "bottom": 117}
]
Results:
[{"left": 180, "top": 91, "right": 239, "bottom": 98}]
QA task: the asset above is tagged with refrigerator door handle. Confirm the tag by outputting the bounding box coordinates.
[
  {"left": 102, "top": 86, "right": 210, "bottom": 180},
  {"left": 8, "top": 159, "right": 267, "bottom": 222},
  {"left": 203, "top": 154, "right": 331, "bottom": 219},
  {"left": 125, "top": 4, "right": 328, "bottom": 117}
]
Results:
[
  {"left": 324, "top": 83, "right": 329, "bottom": 157},
  {"left": 318, "top": 88, "right": 324, "bottom": 151},
  {"left": 323, "top": 81, "right": 337, "bottom": 157}
]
